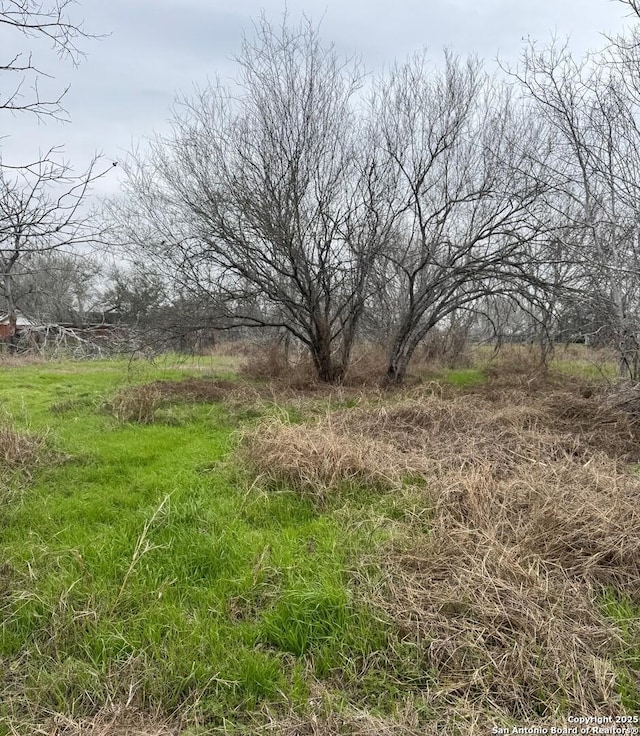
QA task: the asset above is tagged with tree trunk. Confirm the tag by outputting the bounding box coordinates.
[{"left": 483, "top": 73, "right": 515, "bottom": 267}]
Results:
[
  {"left": 383, "top": 322, "right": 417, "bottom": 386},
  {"left": 310, "top": 315, "right": 345, "bottom": 383},
  {"left": 311, "top": 341, "right": 344, "bottom": 383},
  {"left": 3, "top": 269, "right": 18, "bottom": 353},
  {"left": 384, "top": 352, "right": 410, "bottom": 386}
]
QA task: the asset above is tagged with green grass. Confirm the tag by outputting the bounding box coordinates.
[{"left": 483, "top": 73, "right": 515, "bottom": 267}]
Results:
[
  {"left": 601, "top": 592, "right": 640, "bottom": 712},
  {"left": 439, "top": 367, "right": 485, "bottom": 387},
  {"left": 1, "top": 353, "right": 638, "bottom": 733},
  {"left": 0, "top": 357, "right": 398, "bottom": 732}
]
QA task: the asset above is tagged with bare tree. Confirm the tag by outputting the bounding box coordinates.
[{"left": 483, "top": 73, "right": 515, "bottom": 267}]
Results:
[
  {"left": 0, "top": 152, "right": 108, "bottom": 344},
  {"left": 1, "top": 0, "right": 96, "bottom": 120},
  {"left": 515, "top": 40, "right": 640, "bottom": 378},
  {"left": 368, "top": 53, "right": 552, "bottom": 384},
  {"left": 112, "top": 16, "right": 391, "bottom": 382},
  {"left": 11, "top": 249, "right": 101, "bottom": 323}
]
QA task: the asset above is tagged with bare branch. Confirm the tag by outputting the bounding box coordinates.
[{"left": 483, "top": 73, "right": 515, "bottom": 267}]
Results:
[{"left": 0, "top": 0, "right": 100, "bottom": 120}]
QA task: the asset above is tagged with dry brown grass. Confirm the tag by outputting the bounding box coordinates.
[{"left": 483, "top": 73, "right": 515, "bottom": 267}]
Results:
[
  {"left": 0, "top": 352, "right": 46, "bottom": 366},
  {"left": 341, "top": 345, "right": 388, "bottom": 386},
  {"left": 0, "top": 422, "right": 50, "bottom": 503},
  {"left": 240, "top": 419, "right": 402, "bottom": 500},
  {"left": 377, "top": 468, "right": 633, "bottom": 718},
  {"left": 482, "top": 343, "right": 550, "bottom": 377},
  {"left": 238, "top": 336, "right": 472, "bottom": 388},
  {"left": 143, "top": 377, "right": 237, "bottom": 402},
  {"left": 240, "top": 341, "right": 295, "bottom": 381},
  {"left": 40, "top": 707, "right": 179, "bottom": 736},
  {"left": 109, "top": 384, "right": 165, "bottom": 423},
  {"left": 240, "top": 343, "right": 345, "bottom": 391},
  {"left": 107, "top": 378, "right": 238, "bottom": 422},
  {"left": 0, "top": 421, "right": 57, "bottom": 511},
  {"left": 240, "top": 382, "right": 640, "bottom": 722},
  {"left": 0, "top": 424, "right": 44, "bottom": 470}
]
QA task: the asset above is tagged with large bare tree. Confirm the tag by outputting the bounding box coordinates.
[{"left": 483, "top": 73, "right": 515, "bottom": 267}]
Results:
[
  {"left": 368, "top": 53, "right": 552, "bottom": 384},
  {"left": 113, "top": 17, "right": 392, "bottom": 382},
  {"left": 515, "top": 40, "right": 640, "bottom": 377}
]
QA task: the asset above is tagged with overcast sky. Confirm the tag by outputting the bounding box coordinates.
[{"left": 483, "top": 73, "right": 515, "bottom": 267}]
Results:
[{"left": 0, "top": 0, "right": 634, "bottom": 197}]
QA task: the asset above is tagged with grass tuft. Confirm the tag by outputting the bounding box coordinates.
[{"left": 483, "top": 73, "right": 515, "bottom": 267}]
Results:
[
  {"left": 108, "top": 383, "right": 165, "bottom": 423},
  {"left": 0, "top": 423, "right": 44, "bottom": 470}
]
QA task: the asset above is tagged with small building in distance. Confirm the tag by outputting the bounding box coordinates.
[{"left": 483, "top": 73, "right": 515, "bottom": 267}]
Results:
[{"left": 0, "top": 310, "right": 36, "bottom": 339}]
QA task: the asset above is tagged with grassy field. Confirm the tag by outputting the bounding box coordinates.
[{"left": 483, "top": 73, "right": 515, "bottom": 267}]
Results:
[{"left": 1, "top": 349, "right": 639, "bottom": 734}]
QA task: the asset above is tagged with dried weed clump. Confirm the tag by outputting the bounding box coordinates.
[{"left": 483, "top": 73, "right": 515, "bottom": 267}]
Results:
[
  {"left": 108, "top": 378, "right": 237, "bottom": 422},
  {"left": 241, "top": 386, "right": 640, "bottom": 722},
  {"left": 109, "top": 383, "right": 165, "bottom": 423},
  {"left": 0, "top": 424, "right": 44, "bottom": 470},
  {"left": 240, "top": 419, "right": 403, "bottom": 500},
  {"left": 240, "top": 341, "right": 295, "bottom": 381},
  {"left": 0, "top": 421, "right": 52, "bottom": 505}
]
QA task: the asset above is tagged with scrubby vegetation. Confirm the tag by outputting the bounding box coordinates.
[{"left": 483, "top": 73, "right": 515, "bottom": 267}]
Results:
[{"left": 1, "top": 348, "right": 639, "bottom": 734}]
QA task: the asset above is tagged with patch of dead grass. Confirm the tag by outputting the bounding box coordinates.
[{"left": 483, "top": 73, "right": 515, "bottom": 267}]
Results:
[
  {"left": 41, "top": 707, "right": 180, "bottom": 736},
  {"left": 240, "top": 419, "right": 403, "bottom": 500},
  {"left": 240, "top": 386, "right": 640, "bottom": 722},
  {"left": 379, "top": 468, "right": 632, "bottom": 719},
  {"left": 107, "top": 378, "right": 238, "bottom": 422},
  {"left": 0, "top": 422, "right": 52, "bottom": 501},
  {"left": 145, "top": 377, "right": 238, "bottom": 402},
  {"left": 240, "top": 341, "right": 298, "bottom": 382},
  {"left": 0, "top": 424, "right": 44, "bottom": 470}
]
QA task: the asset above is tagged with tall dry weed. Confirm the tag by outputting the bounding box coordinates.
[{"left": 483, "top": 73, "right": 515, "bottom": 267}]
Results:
[
  {"left": 109, "top": 384, "right": 164, "bottom": 423},
  {"left": 0, "top": 421, "right": 50, "bottom": 505},
  {"left": 0, "top": 424, "right": 44, "bottom": 469}
]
